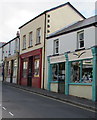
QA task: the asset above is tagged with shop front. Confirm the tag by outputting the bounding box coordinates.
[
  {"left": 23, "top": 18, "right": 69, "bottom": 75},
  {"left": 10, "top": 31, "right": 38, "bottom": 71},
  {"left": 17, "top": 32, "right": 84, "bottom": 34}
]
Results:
[
  {"left": 47, "top": 46, "right": 97, "bottom": 101},
  {"left": 20, "top": 48, "right": 42, "bottom": 88},
  {"left": 48, "top": 55, "right": 66, "bottom": 93},
  {"left": 65, "top": 47, "right": 97, "bottom": 101},
  {"left": 4, "top": 53, "right": 19, "bottom": 84}
]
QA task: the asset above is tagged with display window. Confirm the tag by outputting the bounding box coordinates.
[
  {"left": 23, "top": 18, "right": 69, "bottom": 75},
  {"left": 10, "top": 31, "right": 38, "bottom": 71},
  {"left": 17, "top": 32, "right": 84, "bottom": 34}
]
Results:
[
  {"left": 52, "top": 62, "right": 65, "bottom": 81},
  {"left": 13, "top": 59, "right": 17, "bottom": 77},
  {"left": 22, "top": 59, "right": 28, "bottom": 78},
  {"left": 71, "top": 59, "right": 93, "bottom": 83},
  {"left": 34, "top": 59, "right": 40, "bottom": 77},
  {"left": 6, "top": 61, "right": 11, "bottom": 77}
]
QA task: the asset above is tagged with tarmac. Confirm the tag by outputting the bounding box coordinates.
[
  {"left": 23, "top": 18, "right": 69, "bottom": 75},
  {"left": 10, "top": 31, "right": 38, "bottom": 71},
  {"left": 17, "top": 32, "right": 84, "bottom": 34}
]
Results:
[{"left": 2, "top": 82, "right": 97, "bottom": 112}]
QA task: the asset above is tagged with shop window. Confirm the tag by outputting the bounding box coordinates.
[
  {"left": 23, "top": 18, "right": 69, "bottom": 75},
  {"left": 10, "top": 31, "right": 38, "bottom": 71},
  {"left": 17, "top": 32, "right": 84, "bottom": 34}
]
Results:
[
  {"left": 23, "top": 35, "right": 26, "bottom": 49},
  {"left": 36, "top": 28, "right": 41, "bottom": 44},
  {"left": 71, "top": 59, "right": 93, "bottom": 83},
  {"left": 34, "top": 59, "right": 40, "bottom": 77},
  {"left": 77, "top": 31, "right": 84, "bottom": 49},
  {"left": 6, "top": 61, "right": 11, "bottom": 77},
  {"left": 29, "top": 32, "right": 33, "bottom": 47},
  {"left": 52, "top": 62, "right": 65, "bottom": 81},
  {"left": 54, "top": 39, "right": 59, "bottom": 54},
  {"left": 13, "top": 60, "right": 17, "bottom": 77},
  {"left": 23, "top": 59, "right": 28, "bottom": 78}
]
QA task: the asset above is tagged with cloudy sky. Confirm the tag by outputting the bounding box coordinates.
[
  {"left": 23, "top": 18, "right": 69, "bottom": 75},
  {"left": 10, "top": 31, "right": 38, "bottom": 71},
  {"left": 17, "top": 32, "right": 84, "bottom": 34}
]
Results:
[{"left": 0, "top": 0, "right": 97, "bottom": 42}]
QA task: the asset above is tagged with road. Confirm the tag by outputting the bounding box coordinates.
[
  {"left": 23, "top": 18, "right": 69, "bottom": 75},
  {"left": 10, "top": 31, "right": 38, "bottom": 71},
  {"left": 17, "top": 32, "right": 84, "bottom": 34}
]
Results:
[{"left": 1, "top": 83, "right": 96, "bottom": 118}]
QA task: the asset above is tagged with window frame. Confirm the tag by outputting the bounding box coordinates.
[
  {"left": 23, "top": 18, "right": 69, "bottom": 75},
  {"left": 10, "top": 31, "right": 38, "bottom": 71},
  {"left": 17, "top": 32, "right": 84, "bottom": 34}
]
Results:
[
  {"left": 23, "top": 35, "right": 26, "bottom": 50},
  {"left": 29, "top": 31, "right": 33, "bottom": 47},
  {"left": 77, "top": 31, "right": 84, "bottom": 49},
  {"left": 22, "top": 59, "right": 28, "bottom": 78},
  {"left": 70, "top": 59, "right": 93, "bottom": 84},
  {"left": 36, "top": 28, "right": 41, "bottom": 44},
  {"left": 34, "top": 59, "right": 40, "bottom": 77},
  {"left": 54, "top": 39, "right": 59, "bottom": 55}
]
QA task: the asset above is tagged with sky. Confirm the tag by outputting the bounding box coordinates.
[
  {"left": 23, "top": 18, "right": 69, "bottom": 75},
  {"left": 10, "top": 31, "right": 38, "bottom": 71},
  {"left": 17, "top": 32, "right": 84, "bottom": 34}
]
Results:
[{"left": 0, "top": 0, "right": 97, "bottom": 42}]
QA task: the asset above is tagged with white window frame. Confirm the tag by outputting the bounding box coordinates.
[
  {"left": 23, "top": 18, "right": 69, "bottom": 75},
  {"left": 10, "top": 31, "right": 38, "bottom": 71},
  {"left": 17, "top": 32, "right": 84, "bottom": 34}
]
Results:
[
  {"left": 54, "top": 39, "right": 59, "bottom": 55},
  {"left": 23, "top": 35, "right": 26, "bottom": 49},
  {"left": 77, "top": 31, "right": 84, "bottom": 49},
  {"left": 36, "top": 28, "right": 41, "bottom": 44},
  {"left": 29, "top": 32, "right": 33, "bottom": 47}
]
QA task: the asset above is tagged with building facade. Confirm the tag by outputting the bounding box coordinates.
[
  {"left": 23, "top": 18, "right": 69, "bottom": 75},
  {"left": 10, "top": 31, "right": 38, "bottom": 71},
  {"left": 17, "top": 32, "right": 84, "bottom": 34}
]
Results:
[
  {"left": 19, "top": 2, "right": 85, "bottom": 89},
  {"left": 0, "top": 47, "right": 3, "bottom": 81},
  {"left": 46, "top": 16, "right": 97, "bottom": 101},
  {"left": 2, "top": 32, "right": 20, "bottom": 84}
]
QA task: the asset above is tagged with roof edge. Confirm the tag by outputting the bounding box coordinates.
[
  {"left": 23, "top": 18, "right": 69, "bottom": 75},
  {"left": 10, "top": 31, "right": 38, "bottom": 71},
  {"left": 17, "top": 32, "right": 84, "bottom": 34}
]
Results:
[
  {"left": 19, "top": 2, "right": 85, "bottom": 29},
  {"left": 47, "top": 22, "right": 96, "bottom": 39},
  {"left": 2, "top": 36, "right": 19, "bottom": 47}
]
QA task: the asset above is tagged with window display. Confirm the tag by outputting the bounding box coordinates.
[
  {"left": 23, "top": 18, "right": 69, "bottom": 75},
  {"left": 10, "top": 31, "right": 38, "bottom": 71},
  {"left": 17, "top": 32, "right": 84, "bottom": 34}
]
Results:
[
  {"left": 13, "top": 59, "right": 17, "bottom": 77},
  {"left": 7, "top": 61, "right": 11, "bottom": 77},
  {"left": 52, "top": 62, "right": 65, "bottom": 81},
  {"left": 23, "top": 59, "right": 28, "bottom": 78},
  {"left": 34, "top": 59, "right": 40, "bottom": 77},
  {"left": 71, "top": 60, "right": 93, "bottom": 83}
]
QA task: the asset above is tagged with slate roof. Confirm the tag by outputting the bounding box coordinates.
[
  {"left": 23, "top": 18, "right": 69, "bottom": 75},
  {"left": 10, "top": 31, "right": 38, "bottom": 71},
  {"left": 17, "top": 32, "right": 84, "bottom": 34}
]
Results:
[{"left": 47, "top": 15, "right": 97, "bottom": 39}]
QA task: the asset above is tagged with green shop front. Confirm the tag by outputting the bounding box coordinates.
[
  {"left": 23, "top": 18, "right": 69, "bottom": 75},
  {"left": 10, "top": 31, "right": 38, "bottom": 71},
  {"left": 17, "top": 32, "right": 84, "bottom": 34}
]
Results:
[
  {"left": 48, "top": 46, "right": 97, "bottom": 101},
  {"left": 48, "top": 55, "right": 66, "bottom": 93}
]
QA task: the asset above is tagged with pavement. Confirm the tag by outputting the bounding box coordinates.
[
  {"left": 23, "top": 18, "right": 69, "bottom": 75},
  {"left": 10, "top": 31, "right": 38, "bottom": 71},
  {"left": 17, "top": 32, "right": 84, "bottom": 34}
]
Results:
[{"left": 2, "top": 82, "right": 97, "bottom": 112}]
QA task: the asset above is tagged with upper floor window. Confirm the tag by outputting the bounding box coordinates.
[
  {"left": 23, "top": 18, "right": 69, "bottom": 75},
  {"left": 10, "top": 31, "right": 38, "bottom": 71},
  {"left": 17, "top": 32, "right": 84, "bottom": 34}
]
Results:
[
  {"left": 29, "top": 32, "right": 33, "bottom": 47},
  {"left": 54, "top": 39, "right": 59, "bottom": 54},
  {"left": 23, "top": 35, "right": 26, "bottom": 49},
  {"left": 36, "top": 28, "right": 41, "bottom": 44},
  {"left": 9, "top": 43, "right": 11, "bottom": 55},
  {"left": 77, "top": 31, "right": 84, "bottom": 49}
]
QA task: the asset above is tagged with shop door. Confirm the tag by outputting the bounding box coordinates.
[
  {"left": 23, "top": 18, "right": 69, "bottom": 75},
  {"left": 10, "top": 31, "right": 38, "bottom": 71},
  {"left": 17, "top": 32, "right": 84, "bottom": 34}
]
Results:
[
  {"left": 27, "top": 57, "right": 33, "bottom": 86},
  {"left": 58, "top": 63, "right": 65, "bottom": 93}
]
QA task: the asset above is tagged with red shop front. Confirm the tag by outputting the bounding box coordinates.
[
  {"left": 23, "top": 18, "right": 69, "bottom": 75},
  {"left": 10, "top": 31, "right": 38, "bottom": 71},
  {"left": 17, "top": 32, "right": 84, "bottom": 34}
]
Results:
[{"left": 19, "top": 48, "right": 42, "bottom": 88}]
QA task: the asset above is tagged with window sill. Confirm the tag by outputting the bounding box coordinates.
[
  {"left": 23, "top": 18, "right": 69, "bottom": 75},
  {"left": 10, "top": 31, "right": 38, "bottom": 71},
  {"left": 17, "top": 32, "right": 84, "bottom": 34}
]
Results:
[
  {"left": 35, "top": 43, "right": 41, "bottom": 46},
  {"left": 53, "top": 53, "right": 59, "bottom": 56},
  {"left": 22, "top": 48, "right": 26, "bottom": 50},
  {"left": 50, "top": 81, "right": 59, "bottom": 83},
  {"left": 28, "top": 46, "right": 33, "bottom": 48},
  {"left": 69, "top": 83, "right": 92, "bottom": 85},
  {"left": 75, "top": 48, "right": 85, "bottom": 52}
]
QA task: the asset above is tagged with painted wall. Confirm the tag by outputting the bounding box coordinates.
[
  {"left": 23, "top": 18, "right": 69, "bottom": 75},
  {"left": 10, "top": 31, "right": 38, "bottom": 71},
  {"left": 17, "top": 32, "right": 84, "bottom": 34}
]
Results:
[
  {"left": 20, "top": 14, "right": 45, "bottom": 55},
  {"left": 2, "top": 37, "right": 19, "bottom": 61},
  {"left": 69, "top": 85, "right": 92, "bottom": 100},
  {"left": 47, "top": 26, "right": 96, "bottom": 57},
  {"left": 46, "top": 4, "right": 84, "bottom": 36}
]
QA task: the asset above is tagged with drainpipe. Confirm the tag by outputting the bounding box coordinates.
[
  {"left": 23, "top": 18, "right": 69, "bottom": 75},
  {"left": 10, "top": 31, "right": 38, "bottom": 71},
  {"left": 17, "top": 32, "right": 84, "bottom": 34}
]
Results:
[{"left": 42, "top": 12, "right": 46, "bottom": 89}]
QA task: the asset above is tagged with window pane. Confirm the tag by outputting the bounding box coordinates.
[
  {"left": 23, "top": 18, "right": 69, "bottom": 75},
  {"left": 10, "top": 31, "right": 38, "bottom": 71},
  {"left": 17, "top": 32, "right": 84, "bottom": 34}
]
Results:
[
  {"left": 13, "top": 60, "right": 17, "bottom": 76},
  {"left": 52, "top": 63, "right": 65, "bottom": 81},
  {"left": 29, "top": 32, "right": 33, "bottom": 46},
  {"left": 23, "top": 60, "right": 28, "bottom": 78},
  {"left": 82, "top": 60, "right": 93, "bottom": 83},
  {"left": 79, "top": 33, "right": 84, "bottom": 40},
  {"left": 71, "top": 62, "right": 80, "bottom": 83},
  {"left": 23, "top": 35, "right": 26, "bottom": 49},
  {"left": 54, "top": 39, "right": 59, "bottom": 54},
  {"left": 34, "top": 59, "right": 39, "bottom": 77},
  {"left": 80, "top": 41, "right": 84, "bottom": 48},
  {"left": 59, "top": 63, "right": 65, "bottom": 81},
  {"left": 77, "top": 31, "right": 84, "bottom": 49},
  {"left": 36, "top": 28, "right": 41, "bottom": 44},
  {"left": 52, "top": 64, "right": 58, "bottom": 81}
]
